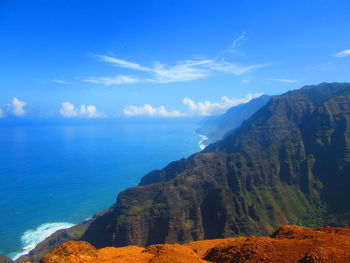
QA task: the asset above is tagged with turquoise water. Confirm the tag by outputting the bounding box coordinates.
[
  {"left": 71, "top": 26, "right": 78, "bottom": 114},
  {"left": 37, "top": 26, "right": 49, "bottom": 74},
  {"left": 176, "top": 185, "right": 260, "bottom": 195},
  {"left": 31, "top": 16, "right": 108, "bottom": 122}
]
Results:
[{"left": 0, "top": 119, "right": 200, "bottom": 258}]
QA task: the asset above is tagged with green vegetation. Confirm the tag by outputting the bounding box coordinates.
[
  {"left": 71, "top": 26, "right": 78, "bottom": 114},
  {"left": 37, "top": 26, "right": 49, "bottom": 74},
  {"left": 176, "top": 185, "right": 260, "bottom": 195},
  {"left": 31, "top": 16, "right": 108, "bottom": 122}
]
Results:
[
  {"left": 128, "top": 200, "right": 153, "bottom": 214},
  {"left": 297, "top": 201, "right": 328, "bottom": 228}
]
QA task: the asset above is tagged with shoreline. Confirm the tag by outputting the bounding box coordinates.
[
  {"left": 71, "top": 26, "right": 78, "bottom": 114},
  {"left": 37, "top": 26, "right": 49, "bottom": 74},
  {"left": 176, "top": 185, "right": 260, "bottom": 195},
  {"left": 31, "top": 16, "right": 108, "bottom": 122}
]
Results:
[{"left": 9, "top": 222, "right": 74, "bottom": 260}]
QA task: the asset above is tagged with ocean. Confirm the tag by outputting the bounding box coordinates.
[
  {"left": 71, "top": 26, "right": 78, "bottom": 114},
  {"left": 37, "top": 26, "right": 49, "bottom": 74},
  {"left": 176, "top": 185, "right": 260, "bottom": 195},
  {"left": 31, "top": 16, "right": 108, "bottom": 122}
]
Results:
[{"left": 0, "top": 119, "right": 201, "bottom": 259}]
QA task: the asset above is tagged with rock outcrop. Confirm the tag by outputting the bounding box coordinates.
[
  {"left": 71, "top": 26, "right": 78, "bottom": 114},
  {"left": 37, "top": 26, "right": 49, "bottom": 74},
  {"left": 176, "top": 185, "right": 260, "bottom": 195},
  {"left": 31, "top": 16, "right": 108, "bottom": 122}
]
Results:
[
  {"left": 204, "top": 225, "right": 350, "bottom": 263},
  {"left": 30, "top": 225, "right": 350, "bottom": 263}
]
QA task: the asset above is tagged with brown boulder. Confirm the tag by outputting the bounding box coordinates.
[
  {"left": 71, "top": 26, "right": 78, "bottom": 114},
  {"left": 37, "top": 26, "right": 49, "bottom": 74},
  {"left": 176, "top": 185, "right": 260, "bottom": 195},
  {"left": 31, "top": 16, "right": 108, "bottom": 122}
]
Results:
[{"left": 39, "top": 241, "right": 97, "bottom": 263}]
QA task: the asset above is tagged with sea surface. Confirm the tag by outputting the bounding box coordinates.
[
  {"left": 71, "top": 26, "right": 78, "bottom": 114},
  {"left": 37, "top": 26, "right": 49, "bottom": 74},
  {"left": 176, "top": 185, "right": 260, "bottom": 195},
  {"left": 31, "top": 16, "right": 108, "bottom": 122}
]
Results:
[{"left": 0, "top": 119, "right": 201, "bottom": 258}]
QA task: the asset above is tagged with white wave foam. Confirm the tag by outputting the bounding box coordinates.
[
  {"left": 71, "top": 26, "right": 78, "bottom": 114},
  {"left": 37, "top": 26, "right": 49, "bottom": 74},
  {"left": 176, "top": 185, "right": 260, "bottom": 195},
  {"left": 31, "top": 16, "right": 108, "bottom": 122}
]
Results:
[
  {"left": 10, "top": 222, "right": 74, "bottom": 260},
  {"left": 198, "top": 135, "right": 208, "bottom": 150}
]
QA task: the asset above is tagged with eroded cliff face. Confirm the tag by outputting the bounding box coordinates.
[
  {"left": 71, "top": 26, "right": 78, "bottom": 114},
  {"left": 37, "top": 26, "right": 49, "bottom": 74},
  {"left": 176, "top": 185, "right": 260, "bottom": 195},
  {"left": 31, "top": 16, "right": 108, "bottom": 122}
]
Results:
[
  {"left": 31, "top": 225, "right": 350, "bottom": 263},
  {"left": 79, "top": 83, "right": 350, "bottom": 248}
]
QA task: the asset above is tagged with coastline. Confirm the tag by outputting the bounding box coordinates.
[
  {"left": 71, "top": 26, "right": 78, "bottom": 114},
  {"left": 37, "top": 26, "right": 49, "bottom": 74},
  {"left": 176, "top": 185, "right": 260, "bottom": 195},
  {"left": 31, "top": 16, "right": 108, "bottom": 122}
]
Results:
[
  {"left": 0, "top": 121, "right": 200, "bottom": 256},
  {"left": 9, "top": 222, "right": 74, "bottom": 260}
]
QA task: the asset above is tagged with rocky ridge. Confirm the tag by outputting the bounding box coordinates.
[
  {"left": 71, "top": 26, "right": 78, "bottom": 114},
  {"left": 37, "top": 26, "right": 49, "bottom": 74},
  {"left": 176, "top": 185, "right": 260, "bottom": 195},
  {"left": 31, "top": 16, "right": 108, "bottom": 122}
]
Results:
[{"left": 17, "top": 225, "right": 350, "bottom": 263}]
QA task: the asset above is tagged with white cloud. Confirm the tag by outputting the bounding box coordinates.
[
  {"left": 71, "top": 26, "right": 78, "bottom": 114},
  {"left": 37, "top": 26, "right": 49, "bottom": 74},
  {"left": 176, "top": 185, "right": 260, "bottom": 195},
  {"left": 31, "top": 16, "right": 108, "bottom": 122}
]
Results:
[
  {"left": 122, "top": 93, "right": 264, "bottom": 118},
  {"left": 97, "top": 55, "right": 152, "bottom": 71},
  {"left": 223, "top": 32, "right": 248, "bottom": 56},
  {"left": 52, "top": 79, "right": 67, "bottom": 84},
  {"left": 7, "top": 98, "right": 26, "bottom": 117},
  {"left": 232, "top": 32, "right": 248, "bottom": 48},
  {"left": 60, "top": 102, "right": 77, "bottom": 117},
  {"left": 123, "top": 104, "right": 186, "bottom": 118},
  {"left": 84, "top": 53, "right": 268, "bottom": 85},
  {"left": 0, "top": 109, "right": 5, "bottom": 118},
  {"left": 149, "top": 59, "right": 211, "bottom": 83},
  {"left": 334, "top": 49, "right": 350, "bottom": 58},
  {"left": 208, "top": 61, "right": 267, "bottom": 75},
  {"left": 59, "top": 102, "right": 103, "bottom": 118},
  {"left": 183, "top": 93, "right": 264, "bottom": 116},
  {"left": 84, "top": 75, "right": 141, "bottom": 86},
  {"left": 79, "top": 105, "right": 101, "bottom": 118},
  {"left": 269, "top": 78, "right": 298, "bottom": 83}
]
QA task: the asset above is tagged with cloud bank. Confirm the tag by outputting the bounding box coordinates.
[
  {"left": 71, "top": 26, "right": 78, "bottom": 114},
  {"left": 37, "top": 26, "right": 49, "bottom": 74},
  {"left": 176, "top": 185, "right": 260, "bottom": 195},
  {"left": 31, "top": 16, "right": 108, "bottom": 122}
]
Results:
[
  {"left": 123, "top": 104, "right": 186, "bottom": 117},
  {"left": 123, "top": 93, "right": 264, "bottom": 118},
  {"left": 183, "top": 93, "right": 264, "bottom": 116},
  {"left": 59, "top": 102, "right": 103, "bottom": 118}
]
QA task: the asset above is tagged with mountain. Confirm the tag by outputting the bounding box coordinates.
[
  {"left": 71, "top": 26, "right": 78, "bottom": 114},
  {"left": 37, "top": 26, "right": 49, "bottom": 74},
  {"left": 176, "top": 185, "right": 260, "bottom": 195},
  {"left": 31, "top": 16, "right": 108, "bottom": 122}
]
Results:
[
  {"left": 196, "top": 95, "right": 271, "bottom": 145},
  {"left": 23, "top": 82, "right": 350, "bottom": 262},
  {"left": 79, "top": 83, "right": 350, "bottom": 249}
]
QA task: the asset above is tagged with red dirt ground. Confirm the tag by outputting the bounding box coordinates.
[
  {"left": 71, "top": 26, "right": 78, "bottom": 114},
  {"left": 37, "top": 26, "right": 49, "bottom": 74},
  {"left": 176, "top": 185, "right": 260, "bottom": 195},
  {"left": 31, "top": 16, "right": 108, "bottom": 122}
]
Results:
[{"left": 35, "top": 225, "right": 350, "bottom": 263}]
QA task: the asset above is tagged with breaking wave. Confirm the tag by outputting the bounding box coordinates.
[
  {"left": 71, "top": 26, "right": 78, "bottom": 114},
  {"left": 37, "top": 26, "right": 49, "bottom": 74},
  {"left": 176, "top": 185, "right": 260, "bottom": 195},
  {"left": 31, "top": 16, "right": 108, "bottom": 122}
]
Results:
[
  {"left": 10, "top": 222, "right": 74, "bottom": 260},
  {"left": 198, "top": 135, "right": 208, "bottom": 150}
]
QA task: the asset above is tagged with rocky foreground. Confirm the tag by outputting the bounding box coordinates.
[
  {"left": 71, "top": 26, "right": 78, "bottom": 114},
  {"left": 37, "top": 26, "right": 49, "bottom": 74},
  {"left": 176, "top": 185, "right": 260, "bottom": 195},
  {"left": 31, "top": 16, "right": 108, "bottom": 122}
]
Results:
[{"left": 16, "top": 225, "right": 350, "bottom": 263}]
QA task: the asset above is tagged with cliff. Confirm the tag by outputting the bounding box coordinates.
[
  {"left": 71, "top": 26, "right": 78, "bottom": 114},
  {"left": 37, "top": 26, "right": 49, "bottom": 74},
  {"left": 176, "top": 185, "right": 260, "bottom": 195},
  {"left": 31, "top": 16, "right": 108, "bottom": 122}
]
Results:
[
  {"left": 79, "top": 83, "right": 350, "bottom": 248},
  {"left": 25, "top": 225, "right": 350, "bottom": 263}
]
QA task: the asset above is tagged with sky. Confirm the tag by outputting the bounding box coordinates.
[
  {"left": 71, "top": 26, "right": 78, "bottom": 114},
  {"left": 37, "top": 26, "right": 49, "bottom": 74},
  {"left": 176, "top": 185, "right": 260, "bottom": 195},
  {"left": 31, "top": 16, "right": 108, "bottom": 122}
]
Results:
[{"left": 0, "top": 0, "right": 349, "bottom": 119}]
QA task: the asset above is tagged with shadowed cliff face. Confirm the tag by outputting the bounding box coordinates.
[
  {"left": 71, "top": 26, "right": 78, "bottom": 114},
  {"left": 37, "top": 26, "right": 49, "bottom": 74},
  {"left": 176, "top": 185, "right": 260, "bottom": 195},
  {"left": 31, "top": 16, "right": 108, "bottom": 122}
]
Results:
[{"left": 81, "top": 83, "right": 350, "bottom": 248}]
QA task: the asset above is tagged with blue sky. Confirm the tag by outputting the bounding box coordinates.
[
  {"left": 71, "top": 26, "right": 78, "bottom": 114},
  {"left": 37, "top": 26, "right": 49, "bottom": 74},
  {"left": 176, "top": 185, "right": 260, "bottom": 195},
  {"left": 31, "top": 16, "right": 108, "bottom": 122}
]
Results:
[{"left": 0, "top": 0, "right": 349, "bottom": 118}]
